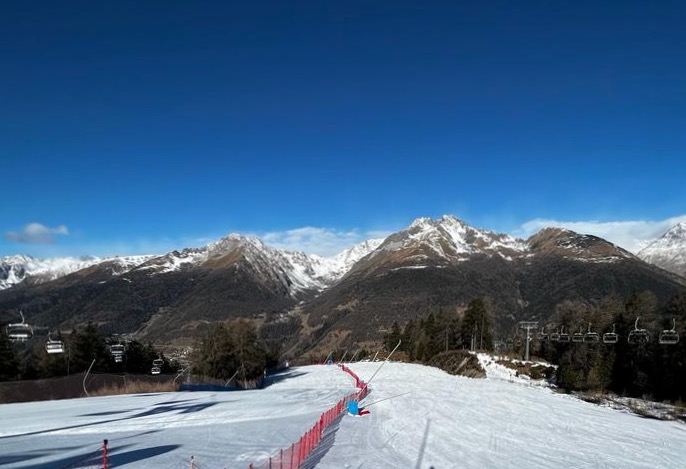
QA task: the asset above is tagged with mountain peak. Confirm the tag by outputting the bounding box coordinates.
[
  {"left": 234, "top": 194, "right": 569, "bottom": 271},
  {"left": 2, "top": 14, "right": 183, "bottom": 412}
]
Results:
[
  {"left": 637, "top": 222, "right": 686, "bottom": 277},
  {"left": 664, "top": 222, "right": 686, "bottom": 239},
  {"left": 528, "top": 227, "right": 632, "bottom": 261},
  {"left": 376, "top": 215, "right": 526, "bottom": 264}
]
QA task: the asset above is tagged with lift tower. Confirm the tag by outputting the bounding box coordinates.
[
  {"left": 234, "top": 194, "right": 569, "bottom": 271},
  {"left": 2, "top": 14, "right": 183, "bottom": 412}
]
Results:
[{"left": 519, "top": 321, "right": 539, "bottom": 362}]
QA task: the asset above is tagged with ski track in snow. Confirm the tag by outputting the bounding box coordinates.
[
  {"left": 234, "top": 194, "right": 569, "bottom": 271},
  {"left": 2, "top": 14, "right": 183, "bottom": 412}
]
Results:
[{"left": 0, "top": 362, "right": 684, "bottom": 469}]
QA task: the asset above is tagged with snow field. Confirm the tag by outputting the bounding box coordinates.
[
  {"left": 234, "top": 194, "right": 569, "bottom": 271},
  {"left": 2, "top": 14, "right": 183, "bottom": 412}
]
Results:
[
  {"left": 0, "top": 360, "right": 684, "bottom": 468},
  {"left": 317, "top": 361, "right": 686, "bottom": 469}
]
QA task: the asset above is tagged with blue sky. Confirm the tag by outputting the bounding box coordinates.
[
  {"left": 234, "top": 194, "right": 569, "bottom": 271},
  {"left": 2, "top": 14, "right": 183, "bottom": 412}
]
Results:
[{"left": 2, "top": 1, "right": 685, "bottom": 258}]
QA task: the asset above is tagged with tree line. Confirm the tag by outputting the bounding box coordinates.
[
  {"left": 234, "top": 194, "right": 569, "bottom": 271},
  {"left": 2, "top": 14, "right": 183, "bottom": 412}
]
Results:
[
  {"left": 537, "top": 291, "right": 686, "bottom": 401},
  {"left": 383, "top": 298, "right": 495, "bottom": 361},
  {"left": 190, "top": 319, "right": 279, "bottom": 384},
  {"left": 0, "top": 318, "right": 280, "bottom": 385},
  {"left": 381, "top": 291, "right": 686, "bottom": 402}
]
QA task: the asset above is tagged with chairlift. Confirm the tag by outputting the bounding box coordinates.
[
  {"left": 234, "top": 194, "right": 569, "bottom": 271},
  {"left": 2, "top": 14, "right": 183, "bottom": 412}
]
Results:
[
  {"left": 572, "top": 326, "right": 584, "bottom": 343},
  {"left": 627, "top": 317, "right": 649, "bottom": 344},
  {"left": 6, "top": 311, "right": 33, "bottom": 342},
  {"left": 537, "top": 327, "right": 548, "bottom": 341},
  {"left": 110, "top": 343, "right": 125, "bottom": 362},
  {"left": 549, "top": 328, "right": 560, "bottom": 342},
  {"left": 558, "top": 327, "right": 570, "bottom": 343},
  {"left": 603, "top": 324, "right": 618, "bottom": 344},
  {"left": 45, "top": 334, "right": 65, "bottom": 354},
  {"left": 583, "top": 323, "right": 600, "bottom": 343},
  {"left": 151, "top": 366, "right": 161, "bottom": 375},
  {"left": 659, "top": 318, "right": 679, "bottom": 345},
  {"left": 152, "top": 358, "right": 164, "bottom": 367}
]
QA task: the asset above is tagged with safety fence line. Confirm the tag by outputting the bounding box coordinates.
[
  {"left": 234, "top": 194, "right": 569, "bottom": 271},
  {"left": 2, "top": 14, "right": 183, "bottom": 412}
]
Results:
[{"left": 247, "top": 364, "right": 368, "bottom": 469}]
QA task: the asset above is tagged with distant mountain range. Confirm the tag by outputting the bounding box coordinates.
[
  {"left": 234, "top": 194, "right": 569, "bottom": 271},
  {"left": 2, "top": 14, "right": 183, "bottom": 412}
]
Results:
[{"left": 1, "top": 216, "right": 685, "bottom": 356}]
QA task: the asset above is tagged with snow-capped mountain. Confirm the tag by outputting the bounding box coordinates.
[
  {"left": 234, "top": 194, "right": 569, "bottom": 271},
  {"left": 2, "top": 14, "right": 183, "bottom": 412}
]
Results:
[
  {"left": 638, "top": 222, "right": 686, "bottom": 277},
  {"left": 308, "top": 238, "right": 385, "bottom": 283},
  {"left": 133, "top": 234, "right": 383, "bottom": 296},
  {"left": 0, "top": 255, "right": 102, "bottom": 290},
  {"left": 0, "top": 231, "right": 383, "bottom": 296},
  {"left": 373, "top": 215, "right": 527, "bottom": 263},
  {"left": 0, "top": 254, "right": 154, "bottom": 290}
]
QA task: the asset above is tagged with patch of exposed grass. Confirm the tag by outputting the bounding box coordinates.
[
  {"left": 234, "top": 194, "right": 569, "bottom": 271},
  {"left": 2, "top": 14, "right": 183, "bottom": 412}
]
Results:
[
  {"left": 428, "top": 350, "right": 486, "bottom": 379},
  {"left": 496, "top": 359, "right": 555, "bottom": 381},
  {"left": 90, "top": 380, "right": 179, "bottom": 397}
]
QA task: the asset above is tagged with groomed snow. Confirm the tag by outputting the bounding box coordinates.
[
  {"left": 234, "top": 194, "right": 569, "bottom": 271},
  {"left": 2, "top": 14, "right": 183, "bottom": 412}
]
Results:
[{"left": 1, "top": 361, "right": 684, "bottom": 468}]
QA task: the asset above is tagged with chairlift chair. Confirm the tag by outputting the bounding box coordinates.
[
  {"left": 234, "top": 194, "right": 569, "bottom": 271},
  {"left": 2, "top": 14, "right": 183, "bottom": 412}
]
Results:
[
  {"left": 627, "top": 317, "right": 649, "bottom": 344},
  {"left": 558, "top": 327, "right": 570, "bottom": 343},
  {"left": 659, "top": 318, "right": 679, "bottom": 345},
  {"left": 45, "top": 334, "right": 65, "bottom": 354},
  {"left": 537, "top": 328, "right": 549, "bottom": 341},
  {"left": 6, "top": 311, "right": 33, "bottom": 342},
  {"left": 572, "top": 326, "right": 584, "bottom": 343},
  {"left": 152, "top": 358, "right": 164, "bottom": 367},
  {"left": 583, "top": 323, "right": 600, "bottom": 343},
  {"left": 151, "top": 366, "right": 161, "bottom": 375},
  {"left": 110, "top": 343, "right": 125, "bottom": 362},
  {"left": 603, "top": 324, "right": 619, "bottom": 344},
  {"left": 549, "top": 328, "right": 560, "bottom": 342}
]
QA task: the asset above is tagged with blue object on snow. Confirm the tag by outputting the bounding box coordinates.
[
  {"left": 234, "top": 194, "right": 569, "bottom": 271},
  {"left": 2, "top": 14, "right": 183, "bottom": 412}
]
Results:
[{"left": 347, "top": 401, "right": 359, "bottom": 415}]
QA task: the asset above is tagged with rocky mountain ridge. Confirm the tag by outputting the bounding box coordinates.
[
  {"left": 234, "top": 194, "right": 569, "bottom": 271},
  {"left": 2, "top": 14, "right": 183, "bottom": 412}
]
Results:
[
  {"left": 3, "top": 216, "right": 682, "bottom": 293},
  {"left": 1, "top": 216, "right": 684, "bottom": 356}
]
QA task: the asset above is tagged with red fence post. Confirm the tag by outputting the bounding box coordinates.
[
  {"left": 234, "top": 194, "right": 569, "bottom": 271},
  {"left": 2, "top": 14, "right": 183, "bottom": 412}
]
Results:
[{"left": 103, "top": 439, "right": 108, "bottom": 469}]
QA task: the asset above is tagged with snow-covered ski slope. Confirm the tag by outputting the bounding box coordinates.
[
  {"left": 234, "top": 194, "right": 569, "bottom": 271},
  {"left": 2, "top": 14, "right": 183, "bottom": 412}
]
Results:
[{"left": 1, "top": 361, "right": 684, "bottom": 469}]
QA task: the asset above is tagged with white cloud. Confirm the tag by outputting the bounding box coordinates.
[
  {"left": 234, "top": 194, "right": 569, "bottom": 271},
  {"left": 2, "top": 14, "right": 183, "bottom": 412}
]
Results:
[
  {"left": 5, "top": 223, "right": 70, "bottom": 244},
  {"left": 261, "top": 226, "right": 391, "bottom": 257},
  {"left": 514, "top": 215, "right": 686, "bottom": 253}
]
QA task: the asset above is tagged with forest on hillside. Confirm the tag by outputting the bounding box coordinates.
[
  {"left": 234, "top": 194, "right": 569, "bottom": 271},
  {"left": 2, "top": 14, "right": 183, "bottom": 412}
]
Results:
[{"left": 384, "top": 292, "right": 686, "bottom": 402}]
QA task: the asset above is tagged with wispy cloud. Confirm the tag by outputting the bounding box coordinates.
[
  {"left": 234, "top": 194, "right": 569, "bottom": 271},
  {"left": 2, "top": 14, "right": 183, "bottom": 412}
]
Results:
[
  {"left": 514, "top": 215, "right": 686, "bottom": 253},
  {"left": 5, "top": 223, "right": 69, "bottom": 244},
  {"left": 261, "top": 226, "right": 392, "bottom": 256}
]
